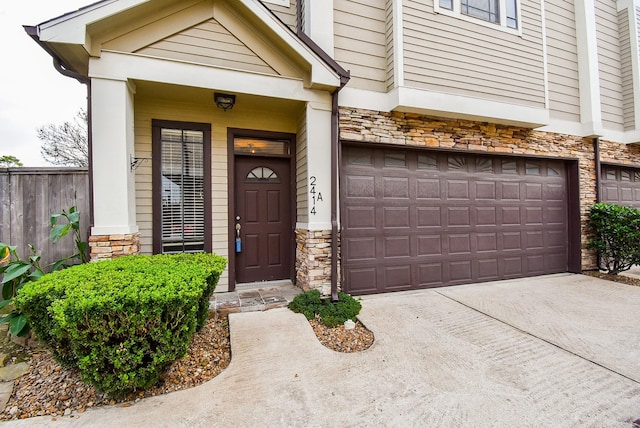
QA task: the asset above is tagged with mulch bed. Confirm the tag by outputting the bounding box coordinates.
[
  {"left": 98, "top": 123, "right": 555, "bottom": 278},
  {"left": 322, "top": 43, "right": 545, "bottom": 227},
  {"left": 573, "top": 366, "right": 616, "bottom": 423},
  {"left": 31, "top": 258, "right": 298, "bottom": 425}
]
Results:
[{"left": 582, "top": 270, "right": 640, "bottom": 287}]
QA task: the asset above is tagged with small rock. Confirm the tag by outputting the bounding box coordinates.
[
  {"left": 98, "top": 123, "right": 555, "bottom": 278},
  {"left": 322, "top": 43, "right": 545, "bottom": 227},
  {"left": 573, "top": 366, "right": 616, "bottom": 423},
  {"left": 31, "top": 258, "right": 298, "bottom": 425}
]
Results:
[
  {"left": 0, "top": 363, "right": 29, "bottom": 382},
  {"left": 63, "top": 408, "right": 71, "bottom": 416},
  {"left": 8, "top": 406, "right": 17, "bottom": 416}
]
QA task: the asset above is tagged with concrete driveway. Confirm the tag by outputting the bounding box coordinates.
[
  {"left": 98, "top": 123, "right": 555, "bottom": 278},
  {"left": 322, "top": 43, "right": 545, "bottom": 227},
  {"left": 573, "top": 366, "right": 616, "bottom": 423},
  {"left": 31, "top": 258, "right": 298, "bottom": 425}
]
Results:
[{"left": 3, "top": 273, "right": 640, "bottom": 427}]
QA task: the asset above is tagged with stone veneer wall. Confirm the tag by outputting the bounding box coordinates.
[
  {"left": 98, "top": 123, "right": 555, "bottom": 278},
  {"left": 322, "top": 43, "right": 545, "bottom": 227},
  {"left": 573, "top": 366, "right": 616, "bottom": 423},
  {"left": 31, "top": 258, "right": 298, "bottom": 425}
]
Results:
[
  {"left": 89, "top": 233, "right": 141, "bottom": 261},
  {"left": 295, "top": 229, "right": 332, "bottom": 294},
  {"left": 339, "top": 108, "right": 640, "bottom": 271}
]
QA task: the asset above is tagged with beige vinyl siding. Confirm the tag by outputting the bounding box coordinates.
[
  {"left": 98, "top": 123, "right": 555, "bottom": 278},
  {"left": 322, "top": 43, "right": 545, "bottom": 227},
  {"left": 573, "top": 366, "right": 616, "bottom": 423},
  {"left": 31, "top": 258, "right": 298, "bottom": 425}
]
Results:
[
  {"left": 296, "top": 111, "right": 308, "bottom": 224},
  {"left": 545, "top": 0, "right": 580, "bottom": 122},
  {"left": 385, "top": 0, "right": 395, "bottom": 91},
  {"left": 136, "top": 19, "right": 277, "bottom": 75},
  {"left": 403, "top": 0, "right": 545, "bottom": 108},
  {"left": 334, "top": 0, "right": 388, "bottom": 92},
  {"left": 619, "top": 9, "right": 635, "bottom": 130},
  {"left": 266, "top": 0, "right": 298, "bottom": 32},
  {"left": 134, "top": 91, "right": 300, "bottom": 291},
  {"left": 596, "top": 1, "right": 624, "bottom": 131}
]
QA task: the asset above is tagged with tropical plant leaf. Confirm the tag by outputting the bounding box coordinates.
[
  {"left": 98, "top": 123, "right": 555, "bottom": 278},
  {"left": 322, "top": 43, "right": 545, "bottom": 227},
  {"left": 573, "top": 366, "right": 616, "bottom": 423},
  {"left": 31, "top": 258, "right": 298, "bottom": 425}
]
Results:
[
  {"left": 9, "top": 315, "right": 28, "bottom": 337},
  {"left": 50, "top": 213, "right": 62, "bottom": 227},
  {"left": 2, "top": 263, "right": 31, "bottom": 284},
  {"left": 50, "top": 224, "right": 72, "bottom": 243},
  {"left": 0, "top": 299, "right": 13, "bottom": 310}
]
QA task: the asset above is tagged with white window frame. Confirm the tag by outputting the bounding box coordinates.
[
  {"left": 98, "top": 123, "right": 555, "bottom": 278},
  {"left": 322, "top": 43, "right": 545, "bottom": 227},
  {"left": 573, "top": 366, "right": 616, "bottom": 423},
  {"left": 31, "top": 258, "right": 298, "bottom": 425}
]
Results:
[
  {"left": 434, "top": 0, "right": 522, "bottom": 36},
  {"left": 262, "top": 0, "right": 291, "bottom": 7}
]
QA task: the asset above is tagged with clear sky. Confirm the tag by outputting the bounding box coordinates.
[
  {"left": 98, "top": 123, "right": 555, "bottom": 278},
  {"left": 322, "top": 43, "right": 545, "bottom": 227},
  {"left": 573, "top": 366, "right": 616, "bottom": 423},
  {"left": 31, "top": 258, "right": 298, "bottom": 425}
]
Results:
[{"left": 0, "top": 1, "right": 90, "bottom": 167}]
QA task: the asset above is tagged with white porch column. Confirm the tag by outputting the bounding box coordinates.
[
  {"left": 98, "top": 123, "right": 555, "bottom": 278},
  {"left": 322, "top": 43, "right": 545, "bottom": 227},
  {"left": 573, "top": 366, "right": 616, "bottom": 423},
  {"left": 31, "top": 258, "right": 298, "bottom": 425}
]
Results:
[
  {"left": 305, "top": 100, "right": 333, "bottom": 229},
  {"left": 303, "top": 0, "right": 335, "bottom": 55},
  {"left": 90, "top": 77, "right": 138, "bottom": 236},
  {"left": 295, "top": 99, "right": 333, "bottom": 293},
  {"left": 575, "top": 0, "right": 603, "bottom": 136}
]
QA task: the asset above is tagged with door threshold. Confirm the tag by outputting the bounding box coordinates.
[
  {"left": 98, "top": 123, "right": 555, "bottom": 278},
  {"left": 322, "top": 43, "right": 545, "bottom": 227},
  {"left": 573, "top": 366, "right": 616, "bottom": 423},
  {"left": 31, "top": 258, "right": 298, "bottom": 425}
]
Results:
[{"left": 235, "top": 279, "right": 294, "bottom": 291}]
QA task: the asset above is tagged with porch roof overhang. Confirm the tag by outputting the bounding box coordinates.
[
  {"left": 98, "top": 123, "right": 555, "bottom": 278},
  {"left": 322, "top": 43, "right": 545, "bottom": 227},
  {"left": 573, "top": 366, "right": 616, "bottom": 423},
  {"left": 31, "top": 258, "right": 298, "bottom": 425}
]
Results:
[{"left": 26, "top": 0, "right": 342, "bottom": 91}]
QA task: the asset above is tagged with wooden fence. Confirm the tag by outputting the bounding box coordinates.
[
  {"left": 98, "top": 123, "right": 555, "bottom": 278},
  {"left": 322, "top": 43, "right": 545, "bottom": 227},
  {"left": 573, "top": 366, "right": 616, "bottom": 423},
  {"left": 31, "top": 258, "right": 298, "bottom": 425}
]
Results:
[{"left": 0, "top": 168, "right": 90, "bottom": 268}]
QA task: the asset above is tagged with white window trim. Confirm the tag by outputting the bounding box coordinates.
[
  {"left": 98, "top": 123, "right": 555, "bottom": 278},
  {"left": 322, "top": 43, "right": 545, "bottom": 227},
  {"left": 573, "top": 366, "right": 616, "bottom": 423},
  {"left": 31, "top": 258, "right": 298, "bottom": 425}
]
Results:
[
  {"left": 434, "top": 0, "right": 523, "bottom": 36},
  {"left": 262, "top": 0, "right": 290, "bottom": 7}
]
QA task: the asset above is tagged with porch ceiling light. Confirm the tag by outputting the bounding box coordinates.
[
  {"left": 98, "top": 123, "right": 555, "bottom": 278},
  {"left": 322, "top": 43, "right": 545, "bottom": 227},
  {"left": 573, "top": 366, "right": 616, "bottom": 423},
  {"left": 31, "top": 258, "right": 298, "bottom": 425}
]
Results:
[{"left": 214, "top": 93, "right": 236, "bottom": 111}]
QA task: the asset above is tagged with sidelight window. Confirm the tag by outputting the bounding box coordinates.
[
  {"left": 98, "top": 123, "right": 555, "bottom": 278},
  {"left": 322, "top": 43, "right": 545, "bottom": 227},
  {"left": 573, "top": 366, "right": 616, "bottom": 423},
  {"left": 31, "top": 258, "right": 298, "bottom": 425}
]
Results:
[{"left": 152, "top": 120, "right": 211, "bottom": 254}]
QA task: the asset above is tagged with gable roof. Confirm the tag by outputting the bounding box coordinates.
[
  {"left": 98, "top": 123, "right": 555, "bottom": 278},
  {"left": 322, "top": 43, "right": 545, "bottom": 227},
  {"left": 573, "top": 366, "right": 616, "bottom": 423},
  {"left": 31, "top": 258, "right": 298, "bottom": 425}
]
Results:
[{"left": 26, "top": 0, "right": 345, "bottom": 90}]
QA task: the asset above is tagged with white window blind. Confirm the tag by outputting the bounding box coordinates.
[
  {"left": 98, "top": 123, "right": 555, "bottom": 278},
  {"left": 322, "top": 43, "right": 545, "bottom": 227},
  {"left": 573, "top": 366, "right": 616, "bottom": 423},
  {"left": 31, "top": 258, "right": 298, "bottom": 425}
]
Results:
[{"left": 160, "top": 128, "right": 205, "bottom": 253}]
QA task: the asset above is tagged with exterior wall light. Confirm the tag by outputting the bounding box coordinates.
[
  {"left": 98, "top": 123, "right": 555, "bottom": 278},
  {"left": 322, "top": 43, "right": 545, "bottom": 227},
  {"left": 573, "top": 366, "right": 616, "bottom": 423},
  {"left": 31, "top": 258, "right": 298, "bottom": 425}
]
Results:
[{"left": 214, "top": 93, "right": 236, "bottom": 111}]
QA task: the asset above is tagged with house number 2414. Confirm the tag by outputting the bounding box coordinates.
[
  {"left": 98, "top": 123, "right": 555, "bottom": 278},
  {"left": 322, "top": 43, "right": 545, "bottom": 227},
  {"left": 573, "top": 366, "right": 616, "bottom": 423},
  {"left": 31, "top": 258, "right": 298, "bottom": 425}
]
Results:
[{"left": 309, "top": 176, "right": 323, "bottom": 215}]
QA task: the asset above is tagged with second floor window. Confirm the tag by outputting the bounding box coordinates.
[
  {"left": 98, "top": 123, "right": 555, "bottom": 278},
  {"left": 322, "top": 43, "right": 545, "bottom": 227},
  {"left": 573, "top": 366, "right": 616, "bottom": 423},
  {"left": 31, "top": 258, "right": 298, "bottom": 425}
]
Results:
[{"left": 438, "top": 0, "right": 518, "bottom": 30}]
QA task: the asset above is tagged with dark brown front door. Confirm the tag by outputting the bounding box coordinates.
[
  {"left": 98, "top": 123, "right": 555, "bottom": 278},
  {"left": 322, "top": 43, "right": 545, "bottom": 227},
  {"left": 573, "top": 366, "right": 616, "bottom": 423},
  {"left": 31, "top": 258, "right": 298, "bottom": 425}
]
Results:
[{"left": 234, "top": 156, "right": 292, "bottom": 283}]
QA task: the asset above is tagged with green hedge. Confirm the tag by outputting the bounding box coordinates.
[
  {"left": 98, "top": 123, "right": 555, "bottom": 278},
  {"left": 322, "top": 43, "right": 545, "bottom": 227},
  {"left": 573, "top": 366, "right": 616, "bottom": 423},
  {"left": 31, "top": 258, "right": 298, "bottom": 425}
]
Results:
[
  {"left": 15, "top": 253, "right": 226, "bottom": 395},
  {"left": 588, "top": 202, "right": 640, "bottom": 275}
]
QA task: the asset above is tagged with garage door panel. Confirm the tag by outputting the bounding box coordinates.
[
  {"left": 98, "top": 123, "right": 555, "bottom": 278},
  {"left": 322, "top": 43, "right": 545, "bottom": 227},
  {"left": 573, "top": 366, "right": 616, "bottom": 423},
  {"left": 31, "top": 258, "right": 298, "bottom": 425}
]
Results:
[
  {"left": 601, "top": 164, "right": 640, "bottom": 209},
  {"left": 447, "top": 207, "right": 471, "bottom": 226},
  {"left": 620, "top": 187, "right": 633, "bottom": 201},
  {"left": 345, "top": 175, "right": 376, "bottom": 198},
  {"left": 477, "top": 259, "right": 499, "bottom": 280},
  {"left": 527, "top": 255, "right": 545, "bottom": 274},
  {"left": 546, "top": 230, "right": 566, "bottom": 247},
  {"left": 447, "top": 180, "right": 470, "bottom": 199},
  {"left": 525, "top": 207, "right": 543, "bottom": 225},
  {"left": 418, "top": 235, "right": 442, "bottom": 255},
  {"left": 525, "top": 183, "right": 543, "bottom": 200},
  {"left": 501, "top": 182, "right": 521, "bottom": 199},
  {"left": 504, "top": 257, "right": 524, "bottom": 276},
  {"left": 546, "top": 183, "right": 565, "bottom": 201},
  {"left": 384, "top": 265, "right": 412, "bottom": 289},
  {"left": 384, "top": 236, "right": 411, "bottom": 258},
  {"left": 449, "top": 261, "right": 472, "bottom": 281},
  {"left": 476, "top": 233, "right": 498, "bottom": 252},
  {"left": 448, "top": 234, "right": 471, "bottom": 254},
  {"left": 342, "top": 146, "right": 569, "bottom": 294},
  {"left": 546, "top": 252, "right": 568, "bottom": 270},
  {"left": 383, "top": 177, "right": 410, "bottom": 198},
  {"left": 345, "top": 268, "right": 377, "bottom": 294},
  {"left": 546, "top": 206, "right": 565, "bottom": 224},
  {"left": 346, "top": 206, "right": 376, "bottom": 229},
  {"left": 417, "top": 207, "right": 442, "bottom": 227},
  {"left": 345, "top": 237, "right": 376, "bottom": 260},
  {"left": 503, "top": 232, "right": 522, "bottom": 250},
  {"left": 502, "top": 207, "right": 522, "bottom": 225},
  {"left": 418, "top": 263, "right": 444, "bottom": 286},
  {"left": 476, "top": 207, "right": 497, "bottom": 226},
  {"left": 383, "top": 207, "right": 410, "bottom": 227},
  {"left": 525, "top": 231, "right": 544, "bottom": 249},
  {"left": 416, "top": 179, "right": 440, "bottom": 199},
  {"left": 476, "top": 181, "right": 497, "bottom": 199}
]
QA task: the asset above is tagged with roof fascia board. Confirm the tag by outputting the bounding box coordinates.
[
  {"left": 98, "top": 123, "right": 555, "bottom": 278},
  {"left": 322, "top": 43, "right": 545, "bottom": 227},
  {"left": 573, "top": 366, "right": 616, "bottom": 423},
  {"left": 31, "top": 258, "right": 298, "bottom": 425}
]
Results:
[
  {"left": 38, "top": 0, "right": 151, "bottom": 43},
  {"left": 237, "top": 0, "right": 340, "bottom": 87},
  {"left": 36, "top": 0, "right": 340, "bottom": 88}
]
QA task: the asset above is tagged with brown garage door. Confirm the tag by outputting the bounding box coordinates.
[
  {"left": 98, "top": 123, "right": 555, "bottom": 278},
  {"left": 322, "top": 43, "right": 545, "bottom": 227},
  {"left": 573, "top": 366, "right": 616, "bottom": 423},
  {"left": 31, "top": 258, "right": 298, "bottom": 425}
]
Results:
[
  {"left": 601, "top": 164, "right": 640, "bottom": 208},
  {"left": 341, "top": 146, "right": 569, "bottom": 295}
]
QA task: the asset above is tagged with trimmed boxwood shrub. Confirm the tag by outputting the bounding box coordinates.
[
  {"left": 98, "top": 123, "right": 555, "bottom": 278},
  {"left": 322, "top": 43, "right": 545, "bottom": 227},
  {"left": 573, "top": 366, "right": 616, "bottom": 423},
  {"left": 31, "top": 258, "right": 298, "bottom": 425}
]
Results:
[
  {"left": 15, "top": 253, "right": 226, "bottom": 396},
  {"left": 588, "top": 202, "right": 640, "bottom": 274},
  {"left": 288, "top": 290, "right": 362, "bottom": 327}
]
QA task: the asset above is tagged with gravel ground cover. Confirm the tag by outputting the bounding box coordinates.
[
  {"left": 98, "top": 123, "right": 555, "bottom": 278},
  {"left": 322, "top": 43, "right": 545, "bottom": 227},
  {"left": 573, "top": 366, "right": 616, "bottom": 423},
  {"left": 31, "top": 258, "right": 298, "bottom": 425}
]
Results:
[{"left": 0, "top": 308, "right": 375, "bottom": 421}]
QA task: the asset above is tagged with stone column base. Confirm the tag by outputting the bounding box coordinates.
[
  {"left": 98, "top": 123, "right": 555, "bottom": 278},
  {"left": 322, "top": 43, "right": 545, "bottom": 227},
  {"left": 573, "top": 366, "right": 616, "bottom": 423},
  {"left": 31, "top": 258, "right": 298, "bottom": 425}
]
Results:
[
  {"left": 89, "top": 233, "right": 141, "bottom": 261},
  {"left": 295, "top": 229, "right": 334, "bottom": 294}
]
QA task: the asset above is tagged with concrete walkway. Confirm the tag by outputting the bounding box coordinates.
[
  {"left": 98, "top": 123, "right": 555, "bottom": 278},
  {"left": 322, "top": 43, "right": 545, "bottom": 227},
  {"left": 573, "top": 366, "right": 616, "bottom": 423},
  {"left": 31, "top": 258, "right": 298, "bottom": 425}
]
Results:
[{"left": 3, "top": 273, "right": 640, "bottom": 427}]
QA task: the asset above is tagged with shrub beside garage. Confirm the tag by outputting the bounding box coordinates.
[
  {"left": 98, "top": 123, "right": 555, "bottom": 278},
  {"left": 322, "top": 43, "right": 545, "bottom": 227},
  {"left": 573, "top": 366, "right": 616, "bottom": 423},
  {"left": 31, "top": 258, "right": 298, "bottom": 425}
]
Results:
[{"left": 15, "top": 253, "right": 227, "bottom": 396}]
